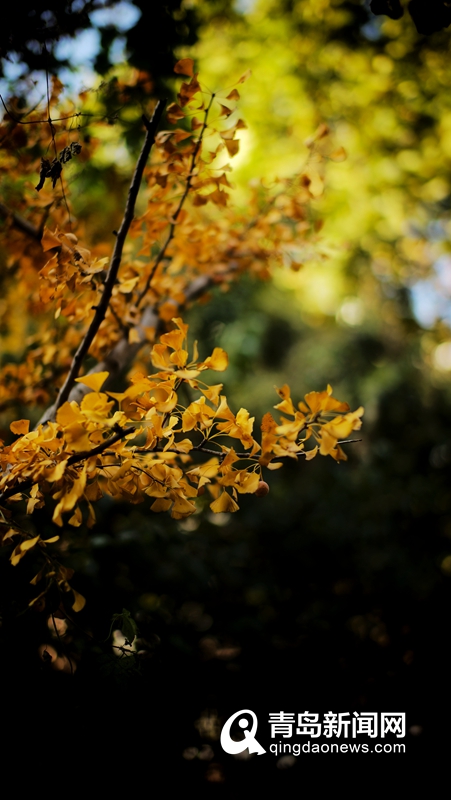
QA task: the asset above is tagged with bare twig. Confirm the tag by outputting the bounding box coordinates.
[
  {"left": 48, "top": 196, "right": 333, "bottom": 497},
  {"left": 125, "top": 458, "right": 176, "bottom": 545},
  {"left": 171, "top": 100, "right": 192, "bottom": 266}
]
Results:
[
  {"left": 0, "top": 95, "right": 95, "bottom": 126},
  {"left": 41, "top": 100, "right": 165, "bottom": 423}
]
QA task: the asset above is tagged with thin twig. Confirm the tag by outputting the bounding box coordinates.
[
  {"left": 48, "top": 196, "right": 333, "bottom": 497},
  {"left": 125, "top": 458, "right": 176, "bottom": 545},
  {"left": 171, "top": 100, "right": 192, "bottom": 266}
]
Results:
[
  {"left": 43, "top": 62, "right": 73, "bottom": 228},
  {"left": 137, "top": 437, "right": 363, "bottom": 460},
  {"left": 0, "top": 95, "right": 97, "bottom": 126},
  {"left": 45, "top": 100, "right": 166, "bottom": 421},
  {"left": 136, "top": 93, "right": 215, "bottom": 307}
]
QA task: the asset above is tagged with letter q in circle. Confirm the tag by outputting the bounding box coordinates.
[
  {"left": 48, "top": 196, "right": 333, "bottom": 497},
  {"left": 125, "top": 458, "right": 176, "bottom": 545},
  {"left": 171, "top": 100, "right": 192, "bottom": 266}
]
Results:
[{"left": 220, "top": 709, "right": 266, "bottom": 755}]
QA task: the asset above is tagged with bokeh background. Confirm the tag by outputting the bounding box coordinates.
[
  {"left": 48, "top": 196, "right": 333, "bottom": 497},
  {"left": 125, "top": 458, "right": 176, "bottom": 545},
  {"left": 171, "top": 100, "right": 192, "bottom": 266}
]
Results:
[{"left": 2, "top": 0, "right": 451, "bottom": 780}]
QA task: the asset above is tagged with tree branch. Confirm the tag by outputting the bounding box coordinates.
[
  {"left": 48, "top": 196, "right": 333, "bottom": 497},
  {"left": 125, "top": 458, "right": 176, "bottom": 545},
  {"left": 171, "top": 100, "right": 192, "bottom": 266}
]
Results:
[
  {"left": 0, "top": 200, "right": 42, "bottom": 240},
  {"left": 44, "top": 99, "right": 166, "bottom": 421},
  {"left": 0, "top": 424, "right": 135, "bottom": 505},
  {"left": 37, "top": 272, "right": 212, "bottom": 425}
]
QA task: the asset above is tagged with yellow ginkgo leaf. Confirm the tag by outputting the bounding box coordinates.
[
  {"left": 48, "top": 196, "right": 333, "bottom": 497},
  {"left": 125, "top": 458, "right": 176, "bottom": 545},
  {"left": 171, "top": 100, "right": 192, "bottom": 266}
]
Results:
[
  {"left": 202, "top": 348, "right": 229, "bottom": 371},
  {"left": 129, "top": 327, "right": 141, "bottom": 344},
  {"left": 151, "top": 498, "right": 172, "bottom": 513},
  {"left": 20, "top": 535, "right": 40, "bottom": 552},
  {"left": 10, "top": 535, "right": 40, "bottom": 566},
  {"left": 305, "top": 446, "right": 318, "bottom": 461},
  {"left": 118, "top": 276, "right": 139, "bottom": 293},
  {"left": 71, "top": 589, "right": 86, "bottom": 612},
  {"left": 74, "top": 371, "right": 110, "bottom": 392},
  {"left": 210, "top": 490, "right": 239, "bottom": 513}
]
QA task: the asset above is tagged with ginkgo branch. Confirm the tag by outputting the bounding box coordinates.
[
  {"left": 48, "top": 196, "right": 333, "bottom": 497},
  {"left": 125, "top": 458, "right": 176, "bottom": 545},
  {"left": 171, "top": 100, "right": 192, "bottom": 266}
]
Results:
[
  {"left": 138, "top": 438, "right": 362, "bottom": 460},
  {"left": 0, "top": 424, "right": 135, "bottom": 505},
  {"left": 37, "top": 273, "right": 213, "bottom": 420},
  {"left": 43, "top": 99, "right": 166, "bottom": 423}
]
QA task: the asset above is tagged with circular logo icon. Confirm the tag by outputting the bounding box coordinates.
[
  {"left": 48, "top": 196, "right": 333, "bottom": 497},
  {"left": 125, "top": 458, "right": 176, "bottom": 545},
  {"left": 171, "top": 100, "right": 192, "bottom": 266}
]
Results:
[{"left": 220, "top": 709, "right": 266, "bottom": 755}]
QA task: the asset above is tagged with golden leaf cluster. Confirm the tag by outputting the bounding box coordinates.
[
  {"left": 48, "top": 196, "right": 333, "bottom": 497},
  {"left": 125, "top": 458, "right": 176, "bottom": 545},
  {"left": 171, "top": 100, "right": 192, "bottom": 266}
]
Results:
[{"left": 0, "top": 62, "right": 363, "bottom": 611}]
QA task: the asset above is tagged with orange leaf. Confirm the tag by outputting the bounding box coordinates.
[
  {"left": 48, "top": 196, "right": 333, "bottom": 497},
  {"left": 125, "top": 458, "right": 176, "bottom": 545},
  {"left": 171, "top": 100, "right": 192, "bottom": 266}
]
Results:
[
  {"left": 166, "top": 103, "right": 185, "bottom": 124},
  {"left": 41, "top": 227, "right": 62, "bottom": 251},
  {"left": 172, "top": 129, "right": 192, "bottom": 143},
  {"left": 10, "top": 419, "right": 30, "bottom": 435},
  {"left": 159, "top": 301, "right": 179, "bottom": 322},
  {"left": 225, "top": 139, "right": 239, "bottom": 157},
  {"left": 174, "top": 58, "right": 194, "bottom": 76},
  {"left": 193, "top": 193, "right": 208, "bottom": 206},
  {"left": 219, "top": 104, "right": 233, "bottom": 118},
  {"left": 178, "top": 73, "right": 202, "bottom": 106},
  {"left": 208, "top": 188, "right": 228, "bottom": 206},
  {"left": 261, "top": 412, "right": 277, "bottom": 433}
]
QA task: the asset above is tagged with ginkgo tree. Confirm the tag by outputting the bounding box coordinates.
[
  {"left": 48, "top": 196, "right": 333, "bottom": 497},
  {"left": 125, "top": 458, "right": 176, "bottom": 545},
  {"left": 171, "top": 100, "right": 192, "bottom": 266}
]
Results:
[{"left": 0, "top": 59, "right": 363, "bottom": 625}]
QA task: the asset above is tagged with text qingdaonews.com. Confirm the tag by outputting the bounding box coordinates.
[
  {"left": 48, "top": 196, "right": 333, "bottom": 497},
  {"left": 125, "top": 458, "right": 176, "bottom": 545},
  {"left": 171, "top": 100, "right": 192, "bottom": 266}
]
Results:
[{"left": 269, "top": 742, "right": 406, "bottom": 755}]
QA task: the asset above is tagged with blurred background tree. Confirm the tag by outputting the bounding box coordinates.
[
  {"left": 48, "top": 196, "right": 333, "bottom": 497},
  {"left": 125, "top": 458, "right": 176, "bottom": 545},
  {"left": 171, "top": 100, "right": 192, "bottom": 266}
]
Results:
[{"left": 1, "top": 0, "right": 451, "bottom": 781}]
